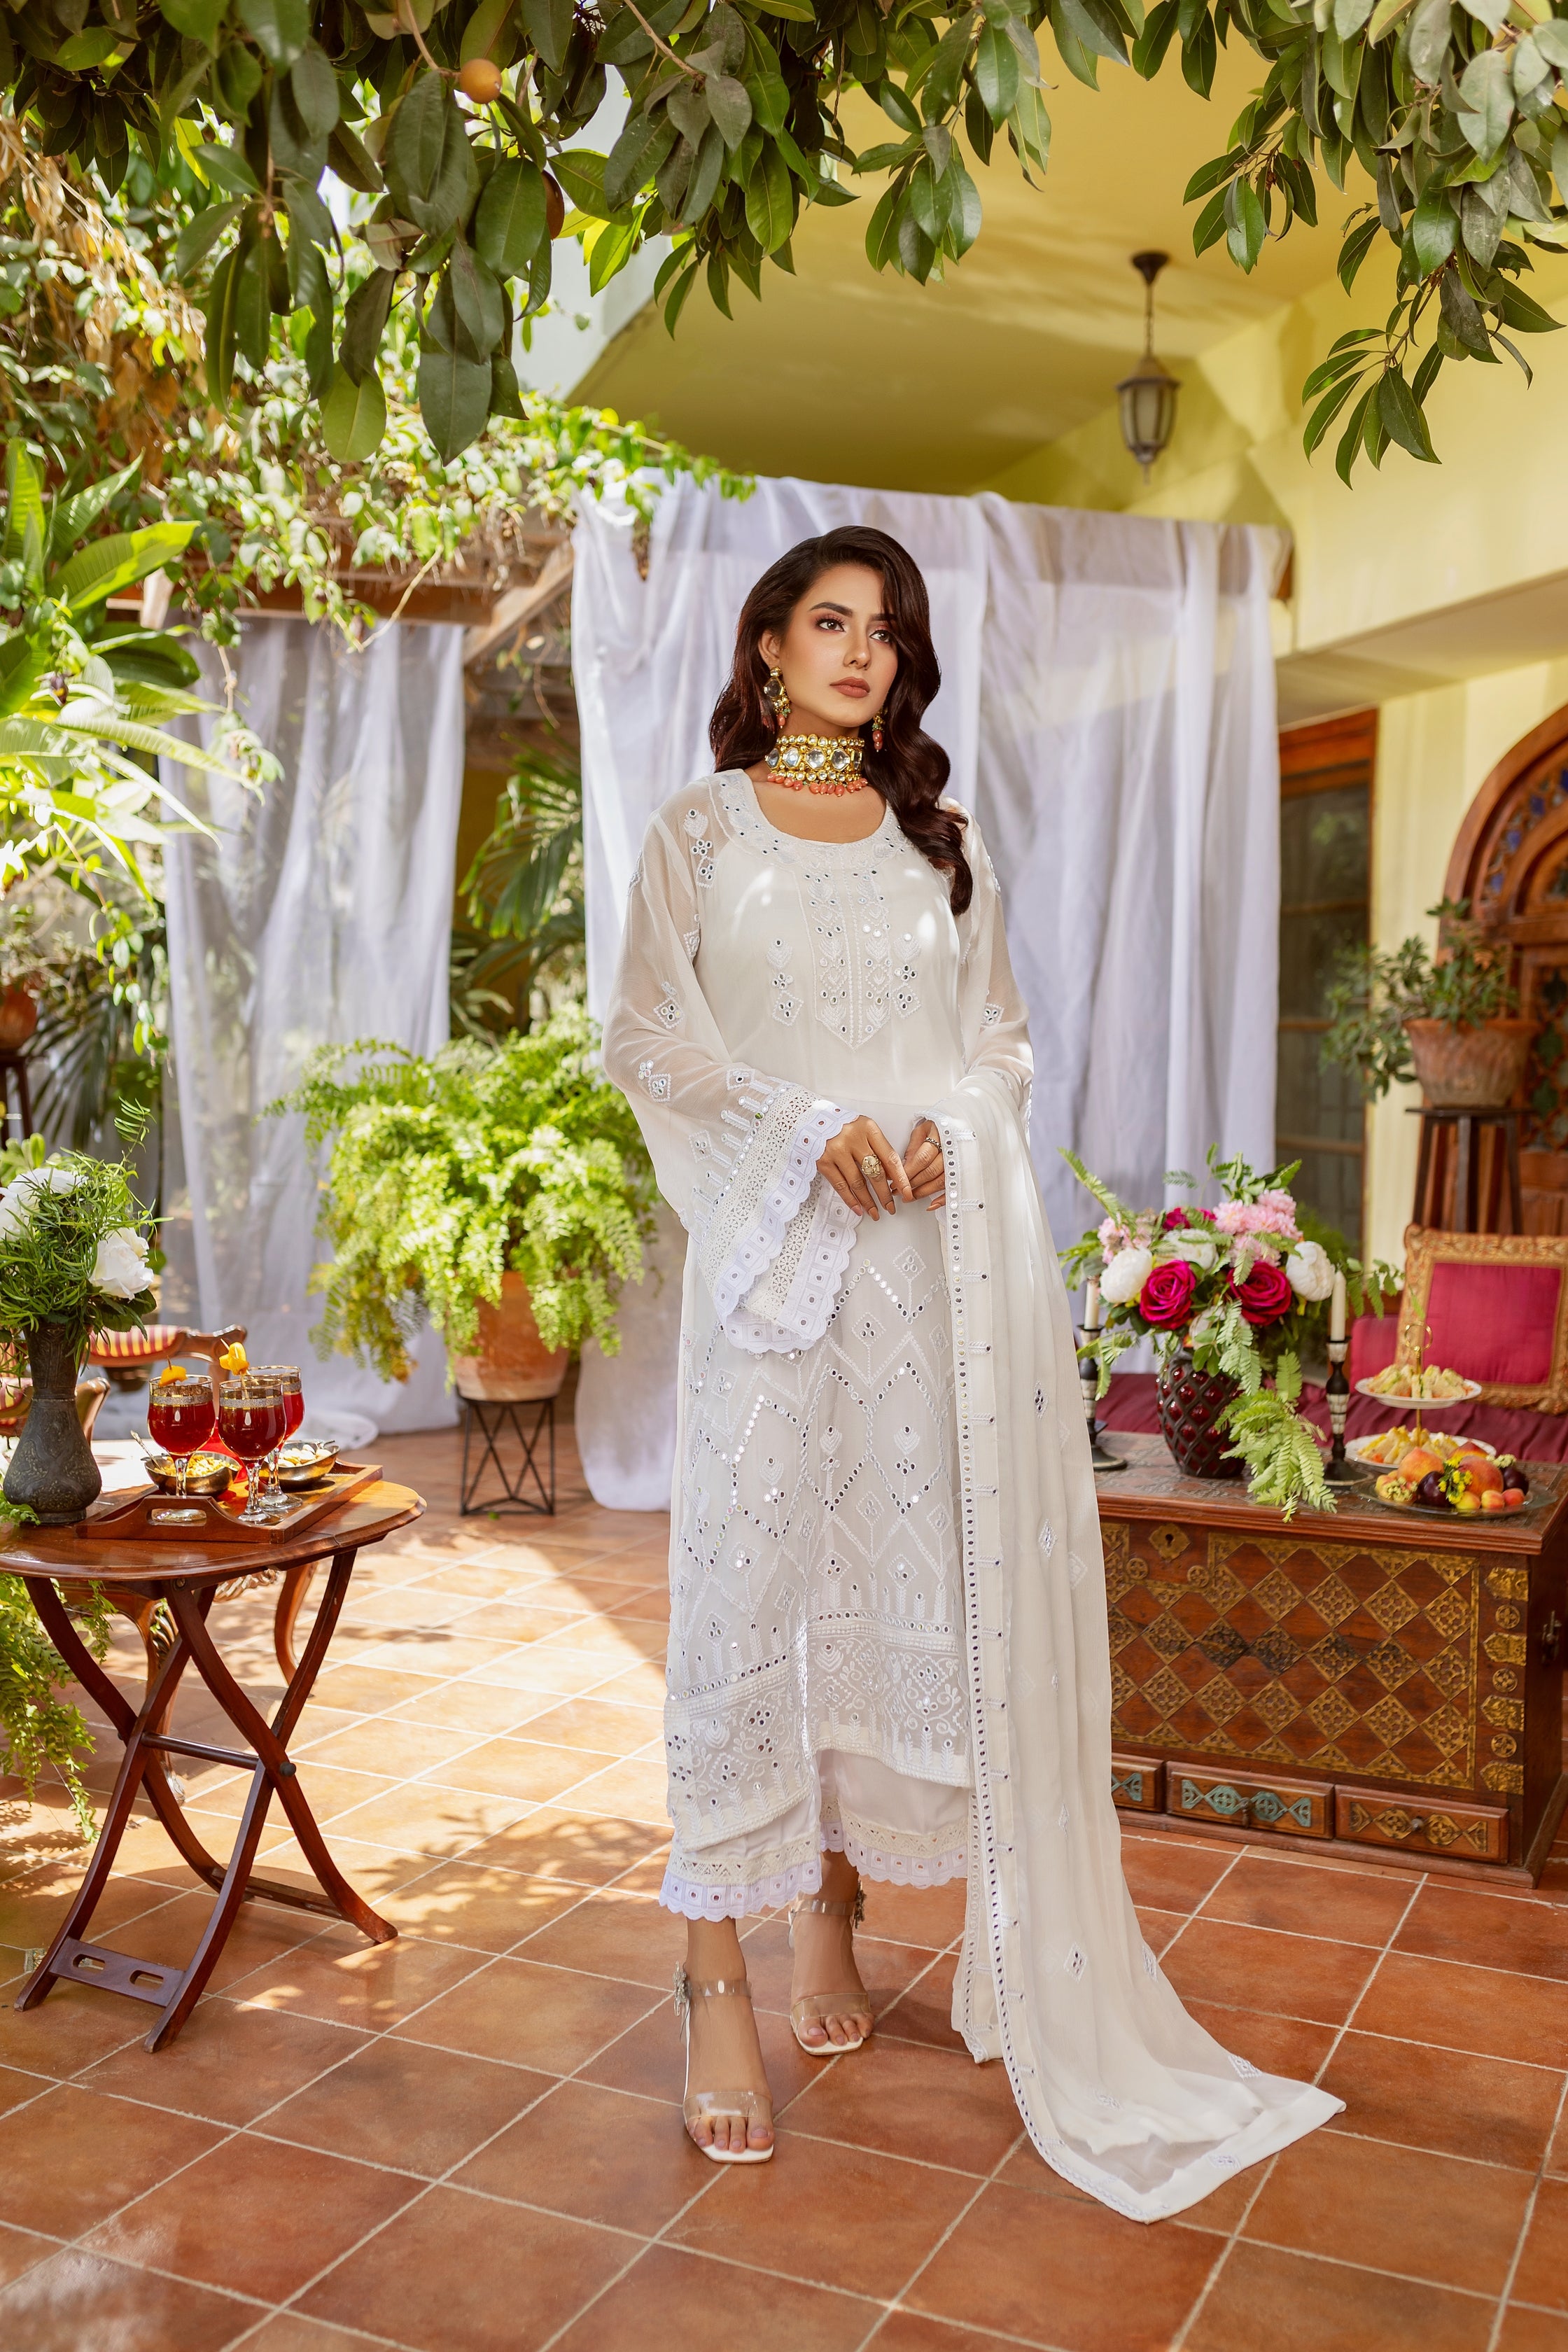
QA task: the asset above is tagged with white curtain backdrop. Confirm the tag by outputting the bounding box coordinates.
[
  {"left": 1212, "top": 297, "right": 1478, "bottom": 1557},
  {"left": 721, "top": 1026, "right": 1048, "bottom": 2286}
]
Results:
[
  {"left": 572, "top": 475, "right": 1285, "bottom": 1506},
  {"left": 163, "top": 616, "right": 465, "bottom": 1436}
]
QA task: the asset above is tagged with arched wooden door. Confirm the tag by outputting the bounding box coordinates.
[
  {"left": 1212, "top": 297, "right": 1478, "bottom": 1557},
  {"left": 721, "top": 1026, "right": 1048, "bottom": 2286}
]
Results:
[{"left": 1446, "top": 704, "right": 1568, "bottom": 1233}]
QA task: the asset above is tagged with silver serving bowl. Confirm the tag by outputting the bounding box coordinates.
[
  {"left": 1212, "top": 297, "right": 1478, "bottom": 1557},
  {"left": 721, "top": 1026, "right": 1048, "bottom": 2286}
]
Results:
[
  {"left": 276, "top": 1441, "right": 340, "bottom": 1490},
  {"left": 145, "top": 1452, "right": 233, "bottom": 1496}
]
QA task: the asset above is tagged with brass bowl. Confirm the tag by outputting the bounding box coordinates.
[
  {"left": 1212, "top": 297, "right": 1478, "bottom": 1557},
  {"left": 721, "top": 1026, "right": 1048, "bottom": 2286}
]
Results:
[
  {"left": 277, "top": 1441, "right": 340, "bottom": 1490},
  {"left": 145, "top": 1452, "right": 232, "bottom": 1497}
]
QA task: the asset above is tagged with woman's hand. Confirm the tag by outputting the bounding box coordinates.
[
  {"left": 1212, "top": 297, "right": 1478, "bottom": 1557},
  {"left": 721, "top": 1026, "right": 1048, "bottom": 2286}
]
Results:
[
  {"left": 818, "top": 1116, "right": 913, "bottom": 1218},
  {"left": 904, "top": 1118, "right": 947, "bottom": 1211}
]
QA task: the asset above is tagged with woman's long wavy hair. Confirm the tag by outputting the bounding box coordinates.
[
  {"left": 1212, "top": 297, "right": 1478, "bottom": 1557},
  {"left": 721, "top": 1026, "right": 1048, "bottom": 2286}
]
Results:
[{"left": 708, "top": 526, "right": 972, "bottom": 914}]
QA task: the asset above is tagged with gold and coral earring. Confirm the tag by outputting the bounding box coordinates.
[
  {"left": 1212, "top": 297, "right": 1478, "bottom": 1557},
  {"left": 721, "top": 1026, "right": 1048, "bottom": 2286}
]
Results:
[
  {"left": 764, "top": 664, "right": 790, "bottom": 729},
  {"left": 871, "top": 713, "right": 885, "bottom": 753}
]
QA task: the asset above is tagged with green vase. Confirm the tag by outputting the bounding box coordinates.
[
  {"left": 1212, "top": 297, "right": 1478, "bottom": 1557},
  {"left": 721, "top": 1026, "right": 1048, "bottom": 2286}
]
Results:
[{"left": 4, "top": 1324, "right": 101, "bottom": 1526}]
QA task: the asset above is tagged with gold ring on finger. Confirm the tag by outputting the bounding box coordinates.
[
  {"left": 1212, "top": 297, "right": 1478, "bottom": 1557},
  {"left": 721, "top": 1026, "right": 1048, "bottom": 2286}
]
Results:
[{"left": 861, "top": 1154, "right": 884, "bottom": 1180}]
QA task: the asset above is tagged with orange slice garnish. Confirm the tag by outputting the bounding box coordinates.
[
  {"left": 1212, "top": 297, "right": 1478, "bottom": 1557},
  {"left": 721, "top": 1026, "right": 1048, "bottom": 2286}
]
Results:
[
  {"left": 218, "top": 1341, "right": 248, "bottom": 1374},
  {"left": 156, "top": 1362, "right": 186, "bottom": 1385}
]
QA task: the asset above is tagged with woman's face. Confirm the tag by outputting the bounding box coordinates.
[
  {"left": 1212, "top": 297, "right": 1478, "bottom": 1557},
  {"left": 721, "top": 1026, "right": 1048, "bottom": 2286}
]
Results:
[{"left": 759, "top": 562, "right": 898, "bottom": 738}]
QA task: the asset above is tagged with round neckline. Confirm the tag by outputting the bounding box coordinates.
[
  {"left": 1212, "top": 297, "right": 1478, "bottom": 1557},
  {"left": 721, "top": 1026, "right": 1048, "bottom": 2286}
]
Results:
[{"left": 719, "top": 769, "right": 899, "bottom": 860}]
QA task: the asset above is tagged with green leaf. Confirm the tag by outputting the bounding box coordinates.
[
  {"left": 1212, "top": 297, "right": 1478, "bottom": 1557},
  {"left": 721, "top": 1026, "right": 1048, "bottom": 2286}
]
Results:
[
  {"left": 1460, "top": 0, "right": 1507, "bottom": 27},
  {"left": 1338, "top": 211, "right": 1381, "bottom": 288},
  {"left": 195, "top": 141, "right": 260, "bottom": 197},
  {"left": 742, "top": 24, "right": 790, "bottom": 134},
  {"left": 1366, "top": 0, "right": 1414, "bottom": 36},
  {"left": 489, "top": 347, "right": 525, "bottom": 419},
  {"left": 449, "top": 240, "right": 506, "bottom": 356},
  {"left": 755, "top": 0, "right": 813, "bottom": 17},
  {"left": 876, "top": 79, "right": 923, "bottom": 134},
  {"left": 475, "top": 158, "right": 548, "bottom": 276},
  {"left": 864, "top": 183, "right": 902, "bottom": 268},
  {"left": 290, "top": 44, "right": 340, "bottom": 142},
  {"left": 174, "top": 198, "right": 244, "bottom": 282},
  {"left": 1406, "top": 0, "right": 1451, "bottom": 82},
  {"left": 521, "top": 0, "right": 573, "bottom": 72},
  {"left": 1536, "top": 18, "right": 1568, "bottom": 69},
  {"left": 340, "top": 267, "right": 395, "bottom": 384},
  {"left": 1302, "top": 365, "right": 1366, "bottom": 455},
  {"left": 707, "top": 73, "right": 753, "bottom": 149},
  {"left": 461, "top": 0, "right": 516, "bottom": 63},
  {"left": 386, "top": 72, "right": 452, "bottom": 214},
  {"left": 320, "top": 367, "right": 387, "bottom": 462},
  {"left": 233, "top": 241, "right": 271, "bottom": 370},
  {"left": 1376, "top": 367, "right": 1437, "bottom": 459},
  {"left": 680, "top": 125, "right": 726, "bottom": 223},
  {"left": 587, "top": 214, "right": 638, "bottom": 293},
  {"left": 1010, "top": 81, "right": 1051, "bottom": 172},
  {"left": 1440, "top": 264, "right": 1494, "bottom": 356},
  {"left": 417, "top": 344, "right": 492, "bottom": 460},
  {"left": 55, "top": 27, "right": 123, "bottom": 67},
  {"left": 976, "top": 20, "right": 1021, "bottom": 118},
  {"left": 1334, "top": 0, "right": 1373, "bottom": 29},
  {"left": 552, "top": 150, "right": 614, "bottom": 219},
  {"left": 1458, "top": 49, "right": 1513, "bottom": 155},
  {"left": 1131, "top": 0, "right": 1179, "bottom": 75},
  {"left": 204, "top": 249, "right": 239, "bottom": 407},
  {"left": 1226, "top": 177, "right": 1266, "bottom": 270},
  {"left": 328, "top": 121, "right": 383, "bottom": 195},
  {"left": 1060, "top": 0, "right": 1128, "bottom": 62},
  {"left": 235, "top": 0, "right": 309, "bottom": 69},
  {"left": 158, "top": 0, "right": 227, "bottom": 47},
  {"left": 56, "top": 524, "right": 197, "bottom": 612},
  {"left": 1497, "top": 280, "right": 1563, "bottom": 333},
  {"left": 2, "top": 445, "right": 44, "bottom": 584},
  {"left": 51, "top": 458, "right": 142, "bottom": 557},
  {"left": 744, "top": 141, "right": 794, "bottom": 252},
  {"left": 1410, "top": 187, "right": 1457, "bottom": 272},
  {"left": 1192, "top": 185, "right": 1228, "bottom": 254},
  {"left": 1335, "top": 383, "right": 1376, "bottom": 481}
]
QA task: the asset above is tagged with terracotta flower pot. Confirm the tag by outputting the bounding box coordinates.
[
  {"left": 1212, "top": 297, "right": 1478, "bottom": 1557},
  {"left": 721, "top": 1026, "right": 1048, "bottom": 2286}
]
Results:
[
  {"left": 449, "top": 1272, "right": 567, "bottom": 1402},
  {"left": 0, "top": 986, "right": 38, "bottom": 1051},
  {"left": 1156, "top": 1350, "right": 1243, "bottom": 1481},
  {"left": 1403, "top": 1017, "right": 1536, "bottom": 1110}
]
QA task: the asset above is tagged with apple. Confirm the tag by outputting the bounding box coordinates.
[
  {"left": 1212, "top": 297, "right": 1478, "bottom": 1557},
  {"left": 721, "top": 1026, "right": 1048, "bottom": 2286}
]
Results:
[
  {"left": 1457, "top": 1451, "right": 1503, "bottom": 1495},
  {"left": 1399, "top": 1447, "right": 1443, "bottom": 1483},
  {"left": 1480, "top": 1488, "right": 1507, "bottom": 1513},
  {"left": 1453, "top": 1490, "right": 1482, "bottom": 1514},
  {"left": 1503, "top": 1487, "right": 1526, "bottom": 1510}
]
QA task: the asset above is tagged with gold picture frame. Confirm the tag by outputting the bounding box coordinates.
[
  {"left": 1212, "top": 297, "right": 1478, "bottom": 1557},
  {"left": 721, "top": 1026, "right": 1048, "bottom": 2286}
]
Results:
[{"left": 1399, "top": 1223, "right": 1568, "bottom": 1413}]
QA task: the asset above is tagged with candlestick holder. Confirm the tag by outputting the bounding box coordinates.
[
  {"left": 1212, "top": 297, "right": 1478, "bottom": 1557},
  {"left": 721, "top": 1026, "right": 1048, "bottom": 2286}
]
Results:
[
  {"left": 1323, "top": 1336, "right": 1360, "bottom": 1485},
  {"left": 1078, "top": 1331, "right": 1126, "bottom": 1474}
]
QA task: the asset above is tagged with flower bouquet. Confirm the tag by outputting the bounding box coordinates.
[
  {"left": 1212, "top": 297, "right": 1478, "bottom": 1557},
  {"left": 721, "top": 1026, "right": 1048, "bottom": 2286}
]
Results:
[
  {"left": 0, "top": 1144, "right": 155, "bottom": 1526},
  {"left": 1061, "top": 1147, "right": 1398, "bottom": 1518}
]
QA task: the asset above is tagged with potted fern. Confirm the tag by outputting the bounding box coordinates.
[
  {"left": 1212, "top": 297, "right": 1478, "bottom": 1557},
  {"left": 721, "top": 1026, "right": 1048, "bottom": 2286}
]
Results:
[{"left": 272, "top": 1007, "right": 654, "bottom": 1396}]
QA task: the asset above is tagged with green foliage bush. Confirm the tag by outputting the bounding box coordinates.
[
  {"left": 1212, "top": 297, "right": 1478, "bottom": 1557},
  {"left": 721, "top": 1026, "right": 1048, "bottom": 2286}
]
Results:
[{"left": 272, "top": 1007, "right": 654, "bottom": 1382}]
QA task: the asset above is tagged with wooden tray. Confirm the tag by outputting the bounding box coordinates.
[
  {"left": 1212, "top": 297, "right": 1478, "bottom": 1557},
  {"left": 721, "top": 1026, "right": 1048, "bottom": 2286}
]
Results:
[{"left": 73, "top": 1461, "right": 382, "bottom": 1545}]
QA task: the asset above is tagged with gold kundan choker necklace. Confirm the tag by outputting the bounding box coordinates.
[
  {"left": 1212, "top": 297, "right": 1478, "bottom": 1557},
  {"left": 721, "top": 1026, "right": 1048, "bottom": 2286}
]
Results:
[{"left": 764, "top": 733, "right": 867, "bottom": 793}]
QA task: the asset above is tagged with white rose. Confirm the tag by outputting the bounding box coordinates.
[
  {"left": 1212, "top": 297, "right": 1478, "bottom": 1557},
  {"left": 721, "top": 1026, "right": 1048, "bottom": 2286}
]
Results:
[
  {"left": 0, "top": 1163, "right": 81, "bottom": 1238},
  {"left": 92, "top": 1226, "right": 150, "bottom": 1300},
  {"left": 1285, "top": 1240, "right": 1336, "bottom": 1301},
  {"left": 1166, "top": 1230, "right": 1219, "bottom": 1270},
  {"left": 1100, "top": 1246, "right": 1154, "bottom": 1305}
]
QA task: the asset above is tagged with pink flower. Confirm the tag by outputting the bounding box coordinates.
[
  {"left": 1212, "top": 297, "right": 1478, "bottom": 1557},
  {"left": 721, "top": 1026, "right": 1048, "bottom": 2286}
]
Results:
[
  {"left": 1140, "top": 1259, "right": 1198, "bottom": 1329},
  {"left": 1098, "top": 1214, "right": 1132, "bottom": 1255},
  {"left": 1230, "top": 1260, "right": 1294, "bottom": 1327},
  {"left": 1163, "top": 1208, "right": 1191, "bottom": 1231},
  {"left": 1212, "top": 1198, "right": 1301, "bottom": 1245}
]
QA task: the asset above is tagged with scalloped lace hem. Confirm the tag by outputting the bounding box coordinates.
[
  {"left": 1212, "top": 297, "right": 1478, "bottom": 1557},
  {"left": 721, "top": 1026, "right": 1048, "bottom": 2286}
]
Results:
[
  {"left": 659, "top": 1833, "right": 969, "bottom": 1921},
  {"left": 712, "top": 1100, "right": 855, "bottom": 1354}
]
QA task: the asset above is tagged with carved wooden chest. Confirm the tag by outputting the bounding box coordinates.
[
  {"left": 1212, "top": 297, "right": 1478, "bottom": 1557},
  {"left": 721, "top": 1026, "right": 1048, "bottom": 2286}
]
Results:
[{"left": 1098, "top": 1434, "right": 1568, "bottom": 1879}]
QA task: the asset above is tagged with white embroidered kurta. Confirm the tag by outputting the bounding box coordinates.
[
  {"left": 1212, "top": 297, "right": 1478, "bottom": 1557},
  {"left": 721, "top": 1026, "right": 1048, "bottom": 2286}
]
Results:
[{"left": 603, "top": 769, "right": 1341, "bottom": 2222}]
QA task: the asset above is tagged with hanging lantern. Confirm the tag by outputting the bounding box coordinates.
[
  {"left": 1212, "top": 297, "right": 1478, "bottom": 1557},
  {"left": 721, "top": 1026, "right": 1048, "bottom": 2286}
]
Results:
[{"left": 1116, "top": 251, "right": 1180, "bottom": 482}]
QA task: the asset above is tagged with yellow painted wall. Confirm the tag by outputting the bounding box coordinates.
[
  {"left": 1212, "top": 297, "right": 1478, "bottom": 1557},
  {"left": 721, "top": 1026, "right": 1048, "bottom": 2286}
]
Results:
[{"left": 1364, "top": 662, "right": 1568, "bottom": 1266}]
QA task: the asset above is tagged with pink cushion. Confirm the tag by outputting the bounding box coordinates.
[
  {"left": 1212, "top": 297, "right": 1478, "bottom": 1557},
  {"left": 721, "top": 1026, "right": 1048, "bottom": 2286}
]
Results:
[
  {"left": 1423, "top": 1260, "right": 1563, "bottom": 1389},
  {"left": 1348, "top": 1315, "right": 1400, "bottom": 1388}
]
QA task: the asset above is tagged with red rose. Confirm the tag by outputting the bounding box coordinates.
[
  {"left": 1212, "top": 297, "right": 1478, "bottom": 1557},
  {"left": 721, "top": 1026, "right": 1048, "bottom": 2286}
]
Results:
[
  {"left": 1231, "top": 1260, "right": 1294, "bottom": 1327},
  {"left": 1140, "top": 1258, "right": 1198, "bottom": 1329},
  {"left": 1163, "top": 1208, "right": 1191, "bottom": 1231}
]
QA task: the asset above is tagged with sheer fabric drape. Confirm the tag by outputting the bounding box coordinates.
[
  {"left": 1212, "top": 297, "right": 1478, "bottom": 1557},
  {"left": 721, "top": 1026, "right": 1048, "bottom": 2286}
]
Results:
[
  {"left": 162, "top": 616, "right": 465, "bottom": 1432},
  {"left": 570, "top": 477, "right": 1285, "bottom": 1500}
]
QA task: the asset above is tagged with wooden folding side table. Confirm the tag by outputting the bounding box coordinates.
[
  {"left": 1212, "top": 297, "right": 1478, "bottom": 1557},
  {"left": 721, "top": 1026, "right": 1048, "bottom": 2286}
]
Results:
[{"left": 5, "top": 1483, "right": 423, "bottom": 2051}]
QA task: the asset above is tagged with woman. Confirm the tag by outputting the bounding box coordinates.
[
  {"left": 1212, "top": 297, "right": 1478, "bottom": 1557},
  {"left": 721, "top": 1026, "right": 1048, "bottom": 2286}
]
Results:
[{"left": 601, "top": 526, "right": 1340, "bottom": 2218}]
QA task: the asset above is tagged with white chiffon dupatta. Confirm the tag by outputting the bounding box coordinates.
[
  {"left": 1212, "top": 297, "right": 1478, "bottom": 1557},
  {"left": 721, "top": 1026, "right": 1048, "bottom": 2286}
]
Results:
[{"left": 935, "top": 1072, "right": 1343, "bottom": 2222}]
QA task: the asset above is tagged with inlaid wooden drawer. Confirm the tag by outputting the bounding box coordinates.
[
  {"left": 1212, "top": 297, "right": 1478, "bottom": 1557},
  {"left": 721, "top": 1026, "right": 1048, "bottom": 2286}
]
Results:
[
  {"left": 1110, "top": 1751, "right": 1165, "bottom": 1812},
  {"left": 1335, "top": 1786, "right": 1508, "bottom": 1863},
  {"left": 1168, "top": 1764, "right": 1331, "bottom": 1839}
]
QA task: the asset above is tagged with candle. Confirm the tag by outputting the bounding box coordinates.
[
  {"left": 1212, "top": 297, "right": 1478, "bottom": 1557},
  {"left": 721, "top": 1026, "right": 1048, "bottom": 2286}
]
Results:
[
  {"left": 1084, "top": 1277, "right": 1101, "bottom": 1334},
  {"left": 1329, "top": 1270, "right": 1347, "bottom": 1346}
]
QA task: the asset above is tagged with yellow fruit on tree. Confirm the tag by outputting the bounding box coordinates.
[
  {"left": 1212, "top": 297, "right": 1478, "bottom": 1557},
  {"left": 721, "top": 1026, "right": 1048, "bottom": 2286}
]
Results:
[{"left": 458, "top": 58, "right": 503, "bottom": 102}]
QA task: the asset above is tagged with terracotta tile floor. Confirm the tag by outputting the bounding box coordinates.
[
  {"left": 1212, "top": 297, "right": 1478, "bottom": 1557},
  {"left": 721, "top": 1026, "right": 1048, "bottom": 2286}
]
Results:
[{"left": 0, "top": 1424, "right": 1564, "bottom": 2351}]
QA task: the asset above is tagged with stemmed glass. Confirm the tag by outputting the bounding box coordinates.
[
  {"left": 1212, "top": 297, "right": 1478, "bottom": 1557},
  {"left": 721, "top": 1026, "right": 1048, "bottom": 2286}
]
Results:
[
  {"left": 217, "top": 1376, "right": 286, "bottom": 1527},
  {"left": 146, "top": 1376, "right": 217, "bottom": 1499},
  {"left": 251, "top": 1364, "right": 303, "bottom": 1514}
]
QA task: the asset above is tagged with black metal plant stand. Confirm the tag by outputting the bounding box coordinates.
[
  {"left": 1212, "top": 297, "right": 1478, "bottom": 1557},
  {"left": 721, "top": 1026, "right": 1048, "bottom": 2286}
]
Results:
[{"left": 458, "top": 1393, "right": 556, "bottom": 1516}]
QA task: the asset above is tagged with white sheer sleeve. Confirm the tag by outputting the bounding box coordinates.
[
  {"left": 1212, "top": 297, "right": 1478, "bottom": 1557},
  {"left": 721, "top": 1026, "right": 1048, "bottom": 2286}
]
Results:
[
  {"left": 601, "top": 798, "right": 858, "bottom": 1353},
  {"left": 955, "top": 811, "right": 1033, "bottom": 1121}
]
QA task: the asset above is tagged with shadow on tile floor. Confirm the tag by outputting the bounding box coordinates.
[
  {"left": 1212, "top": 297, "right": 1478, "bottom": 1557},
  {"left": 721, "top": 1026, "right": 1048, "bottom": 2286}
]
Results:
[{"left": 0, "top": 1424, "right": 1564, "bottom": 2351}]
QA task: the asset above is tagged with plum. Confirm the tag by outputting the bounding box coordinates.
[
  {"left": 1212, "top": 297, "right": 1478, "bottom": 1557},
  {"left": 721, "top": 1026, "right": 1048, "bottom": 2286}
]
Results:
[
  {"left": 1502, "top": 1465, "right": 1531, "bottom": 1497},
  {"left": 1415, "top": 1471, "right": 1446, "bottom": 1506}
]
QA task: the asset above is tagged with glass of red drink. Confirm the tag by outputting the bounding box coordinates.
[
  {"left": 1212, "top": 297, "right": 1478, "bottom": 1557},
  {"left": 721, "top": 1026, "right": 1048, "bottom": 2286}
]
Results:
[
  {"left": 251, "top": 1365, "right": 302, "bottom": 1514},
  {"left": 146, "top": 1376, "right": 216, "bottom": 1499},
  {"left": 218, "top": 1376, "right": 286, "bottom": 1525}
]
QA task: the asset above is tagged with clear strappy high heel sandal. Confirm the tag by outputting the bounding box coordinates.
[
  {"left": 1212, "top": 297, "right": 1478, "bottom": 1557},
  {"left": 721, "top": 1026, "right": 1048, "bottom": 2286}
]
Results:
[
  {"left": 673, "top": 1965, "right": 775, "bottom": 2164},
  {"left": 787, "top": 1887, "right": 872, "bottom": 2056}
]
